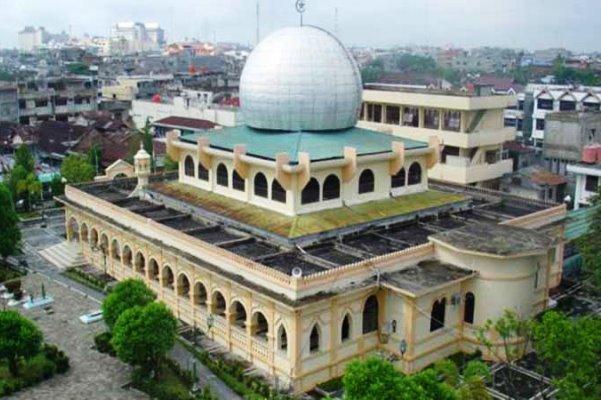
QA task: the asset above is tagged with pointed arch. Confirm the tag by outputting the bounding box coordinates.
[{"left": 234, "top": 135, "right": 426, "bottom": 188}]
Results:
[
  {"left": 362, "top": 295, "right": 379, "bottom": 334},
  {"left": 301, "top": 178, "right": 320, "bottom": 204},
  {"left": 252, "top": 311, "right": 269, "bottom": 340},
  {"left": 193, "top": 281, "right": 208, "bottom": 306},
  {"left": 176, "top": 273, "right": 191, "bottom": 298},
  {"left": 359, "top": 169, "right": 375, "bottom": 194},
  {"left": 90, "top": 228, "right": 99, "bottom": 247},
  {"left": 134, "top": 251, "right": 146, "bottom": 274},
  {"left": 80, "top": 223, "right": 89, "bottom": 243},
  {"left": 230, "top": 301, "right": 247, "bottom": 328},
  {"left": 99, "top": 234, "right": 109, "bottom": 255},
  {"left": 323, "top": 174, "right": 341, "bottom": 200},
  {"left": 148, "top": 258, "right": 159, "bottom": 281},
  {"left": 161, "top": 265, "right": 174, "bottom": 289},
  {"left": 271, "top": 179, "right": 287, "bottom": 203},
  {"left": 232, "top": 170, "right": 245, "bottom": 191},
  {"left": 122, "top": 245, "right": 133, "bottom": 268},
  {"left": 68, "top": 217, "right": 79, "bottom": 242},
  {"left": 216, "top": 163, "right": 229, "bottom": 187},
  {"left": 277, "top": 324, "right": 288, "bottom": 352},
  {"left": 110, "top": 238, "right": 120, "bottom": 260},
  {"left": 184, "top": 155, "right": 195, "bottom": 177},
  {"left": 408, "top": 162, "right": 422, "bottom": 185},
  {"left": 341, "top": 313, "right": 352, "bottom": 342},
  {"left": 310, "top": 323, "right": 321, "bottom": 353},
  {"left": 212, "top": 291, "right": 226, "bottom": 316},
  {"left": 197, "top": 162, "right": 209, "bottom": 181},
  {"left": 430, "top": 298, "right": 447, "bottom": 332},
  {"left": 391, "top": 167, "right": 406, "bottom": 188},
  {"left": 254, "top": 173, "right": 268, "bottom": 198}
]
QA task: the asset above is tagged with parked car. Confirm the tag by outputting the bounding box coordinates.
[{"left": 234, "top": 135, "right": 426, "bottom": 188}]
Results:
[{"left": 79, "top": 310, "right": 103, "bottom": 324}]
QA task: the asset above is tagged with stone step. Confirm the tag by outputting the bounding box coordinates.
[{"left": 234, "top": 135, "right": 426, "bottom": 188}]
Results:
[{"left": 39, "top": 241, "right": 86, "bottom": 271}]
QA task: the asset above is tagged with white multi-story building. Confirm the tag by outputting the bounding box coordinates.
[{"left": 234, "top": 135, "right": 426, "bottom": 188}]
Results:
[
  {"left": 144, "top": 23, "right": 165, "bottom": 47},
  {"left": 110, "top": 22, "right": 164, "bottom": 55},
  {"left": 567, "top": 161, "right": 601, "bottom": 209},
  {"left": 18, "top": 26, "right": 47, "bottom": 52}
]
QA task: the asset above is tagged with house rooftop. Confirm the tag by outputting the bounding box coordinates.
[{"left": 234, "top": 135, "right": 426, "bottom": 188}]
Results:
[
  {"left": 382, "top": 260, "right": 474, "bottom": 296},
  {"left": 179, "top": 125, "right": 428, "bottom": 164},
  {"left": 153, "top": 116, "right": 217, "bottom": 131}
]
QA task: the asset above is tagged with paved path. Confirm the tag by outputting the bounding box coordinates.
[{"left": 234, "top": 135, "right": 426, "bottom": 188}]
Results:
[{"left": 14, "top": 211, "right": 240, "bottom": 400}]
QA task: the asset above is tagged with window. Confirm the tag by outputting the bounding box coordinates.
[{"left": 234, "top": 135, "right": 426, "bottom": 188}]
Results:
[
  {"left": 517, "top": 119, "right": 523, "bottom": 131},
  {"left": 197, "top": 163, "right": 209, "bottom": 181},
  {"left": 559, "top": 100, "right": 576, "bottom": 111},
  {"left": 518, "top": 100, "right": 525, "bottom": 111},
  {"left": 216, "top": 164, "right": 229, "bottom": 187},
  {"left": 341, "top": 314, "right": 351, "bottom": 342},
  {"left": 408, "top": 162, "right": 422, "bottom": 185},
  {"left": 537, "top": 98, "right": 553, "bottom": 110},
  {"left": 391, "top": 168, "right": 406, "bottom": 188},
  {"left": 424, "top": 109, "right": 440, "bottom": 129},
  {"left": 323, "top": 175, "right": 341, "bottom": 200},
  {"left": 386, "top": 106, "right": 400, "bottom": 125},
  {"left": 536, "top": 118, "right": 545, "bottom": 131},
  {"left": 278, "top": 326, "right": 288, "bottom": 351},
  {"left": 430, "top": 298, "right": 446, "bottom": 332},
  {"left": 231, "top": 301, "right": 247, "bottom": 328},
  {"left": 177, "top": 274, "right": 191, "bottom": 298},
  {"left": 271, "top": 180, "right": 287, "bottom": 203},
  {"left": 254, "top": 173, "right": 268, "bottom": 198},
  {"left": 362, "top": 295, "right": 379, "bottom": 334},
  {"left": 366, "top": 103, "right": 382, "bottom": 123},
  {"left": 585, "top": 175, "right": 599, "bottom": 192},
  {"left": 212, "top": 291, "right": 226, "bottom": 315},
  {"left": 402, "top": 107, "right": 419, "bottom": 127},
  {"left": 194, "top": 282, "right": 207, "bottom": 306},
  {"left": 185, "top": 156, "right": 195, "bottom": 177},
  {"left": 358, "top": 170, "right": 375, "bottom": 194},
  {"left": 161, "top": 265, "right": 174, "bottom": 289},
  {"left": 252, "top": 312, "right": 269, "bottom": 339},
  {"left": 464, "top": 292, "right": 475, "bottom": 324},
  {"left": 232, "top": 170, "right": 245, "bottom": 191},
  {"left": 310, "top": 325, "right": 320, "bottom": 353},
  {"left": 583, "top": 102, "right": 600, "bottom": 111},
  {"left": 504, "top": 118, "right": 517, "bottom": 128},
  {"left": 301, "top": 178, "right": 320, "bottom": 204},
  {"left": 443, "top": 111, "right": 461, "bottom": 131}
]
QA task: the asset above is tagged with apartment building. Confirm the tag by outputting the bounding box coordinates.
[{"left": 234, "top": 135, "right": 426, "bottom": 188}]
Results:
[
  {"left": 18, "top": 77, "right": 98, "bottom": 126},
  {"left": 358, "top": 84, "right": 515, "bottom": 187},
  {"left": 110, "top": 22, "right": 165, "bottom": 55},
  {"left": 0, "top": 83, "right": 19, "bottom": 123}
]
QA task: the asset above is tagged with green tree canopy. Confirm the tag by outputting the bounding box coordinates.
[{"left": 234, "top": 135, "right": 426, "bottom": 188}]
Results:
[
  {"left": 111, "top": 302, "right": 177, "bottom": 380},
  {"left": 16, "top": 172, "right": 42, "bottom": 212},
  {"left": 576, "top": 186, "right": 601, "bottom": 286},
  {"left": 101, "top": 279, "right": 156, "bottom": 330},
  {"left": 163, "top": 155, "right": 178, "bottom": 172},
  {"left": 0, "top": 184, "right": 21, "bottom": 259},
  {"left": 14, "top": 144, "right": 35, "bottom": 174},
  {"left": 60, "top": 153, "right": 96, "bottom": 184},
  {"left": 0, "top": 311, "right": 43, "bottom": 376},
  {"left": 533, "top": 311, "right": 601, "bottom": 399}
]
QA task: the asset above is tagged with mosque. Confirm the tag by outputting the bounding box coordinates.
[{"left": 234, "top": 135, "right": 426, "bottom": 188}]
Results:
[{"left": 60, "top": 25, "right": 566, "bottom": 392}]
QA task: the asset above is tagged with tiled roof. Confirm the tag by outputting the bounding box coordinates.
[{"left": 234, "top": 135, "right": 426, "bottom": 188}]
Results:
[
  {"left": 154, "top": 116, "right": 217, "bottom": 131},
  {"left": 180, "top": 125, "right": 428, "bottom": 164}
]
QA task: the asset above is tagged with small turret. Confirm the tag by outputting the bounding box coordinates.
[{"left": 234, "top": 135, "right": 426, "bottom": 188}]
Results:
[{"left": 134, "top": 143, "right": 151, "bottom": 196}]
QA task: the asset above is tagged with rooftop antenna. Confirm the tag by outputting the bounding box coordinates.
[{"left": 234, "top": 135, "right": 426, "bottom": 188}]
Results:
[{"left": 296, "top": 0, "right": 306, "bottom": 27}]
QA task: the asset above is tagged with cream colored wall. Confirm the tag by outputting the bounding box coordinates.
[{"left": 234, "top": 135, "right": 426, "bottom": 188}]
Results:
[{"left": 363, "top": 90, "right": 515, "bottom": 111}]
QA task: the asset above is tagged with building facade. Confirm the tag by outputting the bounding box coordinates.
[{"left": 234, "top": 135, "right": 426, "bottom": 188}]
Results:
[
  {"left": 110, "top": 22, "right": 164, "bottom": 55},
  {"left": 357, "top": 84, "right": 515, "bottom": 187},
  {"left": 567, "top": 162, "right": 601, "bottom": 209},
  {"left": 60, "top": 26, "right": 566, "bottom": 393},
  {"left": 0, "top": 84, "right": 19, "bottom": 123},
  {"left": 18, "top": 26, "right": 47, "bottom": 52}
]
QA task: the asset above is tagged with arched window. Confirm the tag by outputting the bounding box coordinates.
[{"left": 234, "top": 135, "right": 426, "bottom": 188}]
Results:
[
  {"left": 310, "top": 324, "right": 320, "bottom": 353},
  {"left": 232, "top": 170, "right": 245, "bottom": 191},
  {"left": 230, "top": 301, "right": 247, "bottom": 328},
  {"left": 100, "top": 234, "right": 109, "bottom": 255},
  {"left": 301, "top": 178, "right": 320, "bottom": 204},
  {"left": 80, "top": 223, "right": 89, "bottom": 243},
  {"left": 359, "top": 169, "right": 375, "bottom": 194},
  {"left": 197, "top": 162, "right": 209, "bottom": 181},
  {"left": 68, "top": 218, "right": 79, "bottom": 242},
  {"left": 278, "top": 325, "right": 288, "bottom": 352},
  {"left": 341, "top": 314, "right": 351, "bottom": 342},
  {"left": 185, "top": 156, "right": 195, "bottom": 177},
  {"left": 362, "top": 295, "right": 379, "bottom": 334},
  {"left": 161, "top": 265, "right": 174, "bottom": 289},
  {"left": 212, "top": 291, "right": 226, "bottom": 316},
  {"left": 122, "top": 245, "right": 132, "bottom": 268},
  {"left": 194, "top": 282, "right": 208, "bottom": 306},
  {"left": 323, "top": 175, "right": 341, "bottom": 200},
  {"left": 271, "top": 179, "right": 287, "bottom": 203},
  {"left": 391, "top": 168, "right": 406, "bottom": 188},
  {"left": 408, "top": 162, "right": 422, "bottom": 185},
  {"left": 252, "top": 312, "right": 269, "bottom": 340},
  {"left": 177, "top": 274, "right": 191, "bottom": 298},
  {"left": 216, "top": 163, "right": 229, "bottom": 187},
  {"left": 464, "top": 292, "right": 475, "bottom": 324},
  {"left": 149, "top": 259, "right": 159, "bottom": 281},
  {"left": 430, "top": 298, "right": 447, "bottom": 332},
  {"left": 254, "top": 173, "right": 268, "bottom": 198},
  {"left": 135, "top": 252, "right": 146, "bottom": 274},
  {"left": 90, "top": 228, "right": 99, "bottom": 247},
  {"left": 111, "top": 239, "right": 120, "bottom": 260}
]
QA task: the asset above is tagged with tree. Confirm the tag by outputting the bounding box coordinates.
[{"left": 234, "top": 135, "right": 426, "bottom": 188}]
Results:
[
  {"left": 163, "top": 155, "right": 178, "bottom": 172},
  {"left": 67, "top": 62, "right": 90, "bottom": 75},
  {"left": 0, "top": 184, "right": 21, "bottom": 259},
  {"left": 576, "top": 186, "right": 601, "bottom": 286},
  {"left": 50, "top": 174, "right": 65, "bottom": 196},
  {"left": 111, "top": 302, "right": 177, "bottom": 380},
  {"left": 435, "top": 359, "right": 491, "bottom": 400},
  {"left": 60, "top": 154, "right": 96, "bottom": 184},
  {"left": 87, "top": 145, "right": 103, "bottom": 177},
  {"left": 14, "top": 144, "right": 35, "bottom": 174},
  {"left": 0, "top": 311, "right": 43, "bottom": 376},
  {"left": 361, "top": 58, "right": 385, "bottom": 83},
  {"left": 533, "top": 311, "right": 601, "bottom": 400},
  {"left": 101, "top": 279, "right": 156, "bottom": 330},
  {"left": 16, "top": 172, "right": 42, "bottom": 212}
]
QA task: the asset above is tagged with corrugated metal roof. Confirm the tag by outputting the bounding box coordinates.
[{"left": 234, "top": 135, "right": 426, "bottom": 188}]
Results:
[
  {"left": 565, "top": 206, "right": 598, "bottom": 242},
  {"left": 180, "top": 126, "right": 428, "bottom": 164}
]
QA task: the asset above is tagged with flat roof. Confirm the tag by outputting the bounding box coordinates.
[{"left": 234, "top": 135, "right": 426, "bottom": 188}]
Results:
[
  {"left": 179, "top": 125, "right": 428, "bottom": 164},
  {"left": 430, "top": 223, "right": 553, "bottom": 257},
  {"left": 382, "top": 260, "right": 474, "bottom": 296},
  {"left": 150, "top": 180, "right": 467, "bottom": 240}
]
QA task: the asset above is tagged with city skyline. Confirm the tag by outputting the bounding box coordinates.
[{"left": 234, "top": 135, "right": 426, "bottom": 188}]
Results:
[{"left": 1, "top": 0, "right": 600, "bottom": 52}]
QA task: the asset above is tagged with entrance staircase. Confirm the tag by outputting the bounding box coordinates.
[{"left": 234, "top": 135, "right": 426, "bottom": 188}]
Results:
[{"left": 39, "top": 241, "right": 86, "bottom": 271}]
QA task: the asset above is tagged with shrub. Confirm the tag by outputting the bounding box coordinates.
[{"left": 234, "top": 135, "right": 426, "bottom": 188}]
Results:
[
  {"left": 94, "top": 332, "right": 115, "bottom": 356},
  {"left": 4, "top": 278, "right": 21, "bottom": 293},
  {"left": 22, "top": 354, "right": 56, "bottom": 384},
  {"left": 43, "top": 344, "right": 70, "bottom": 373}
]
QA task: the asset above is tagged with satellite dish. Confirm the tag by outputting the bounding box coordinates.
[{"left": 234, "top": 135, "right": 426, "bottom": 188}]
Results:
[{"left": 291, "top": 267, "right": 303, "bottom": 278}]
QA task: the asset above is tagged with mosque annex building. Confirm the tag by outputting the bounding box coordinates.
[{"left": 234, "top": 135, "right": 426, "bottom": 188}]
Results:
[{"left": 60, "top": 26, "right": 566, "bottom": 392}]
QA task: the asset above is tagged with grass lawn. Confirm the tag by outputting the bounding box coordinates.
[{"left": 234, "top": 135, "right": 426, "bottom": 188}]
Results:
[
  {"left": 18, "top": 211, "right": 41, "bottom": 220},
  {"left": 63, "top": 268, "right": 106, "bottom": 292},
  {"left": 152, "top": 181, "right": 467, "bottom": 239}
]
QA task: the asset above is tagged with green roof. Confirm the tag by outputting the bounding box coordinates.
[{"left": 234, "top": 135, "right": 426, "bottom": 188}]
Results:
[
  {"left": 151, "top": 181, "right": 467, "bottom": 239},
  {"left": 179, "top": 126, "right": 428, "bottom": 164},
  {"left": 565, "top": 206, "right": 598, "bottom": 242}
]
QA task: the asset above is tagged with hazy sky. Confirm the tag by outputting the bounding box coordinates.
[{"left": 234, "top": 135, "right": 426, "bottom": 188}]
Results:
[{"left": 1, "top": 0, "right": 599, "bottom": 52}]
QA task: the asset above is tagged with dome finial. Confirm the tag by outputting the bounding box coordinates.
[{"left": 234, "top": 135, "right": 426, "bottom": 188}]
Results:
[{"left": 296, "top": 0, "right": 306, "bottom": 26}]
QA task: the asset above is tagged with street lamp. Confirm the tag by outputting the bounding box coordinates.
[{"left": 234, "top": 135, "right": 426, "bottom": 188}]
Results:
[{"left": 399, "top": 339, "right": 408, "bottom": 360}]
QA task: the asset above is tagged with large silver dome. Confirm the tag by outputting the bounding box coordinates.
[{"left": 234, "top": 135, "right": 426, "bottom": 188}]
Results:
[{"left": 240, "top": 26, "right": 363, "bottom": 131}]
